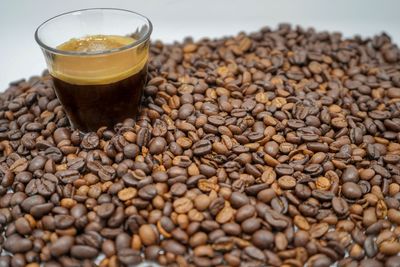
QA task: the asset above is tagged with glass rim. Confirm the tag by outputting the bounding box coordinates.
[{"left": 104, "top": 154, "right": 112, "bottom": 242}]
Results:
[{"left": 34, "top": 8, "right": 153, "bottom": 56}]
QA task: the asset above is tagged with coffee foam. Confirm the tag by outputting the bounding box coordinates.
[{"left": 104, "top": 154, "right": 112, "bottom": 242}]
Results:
[
  {"left": 49, "top": 35, "right": 148, "bottom": 85},
  {"left": 57, "top": 35, "right": 134, "bottom": 52}
]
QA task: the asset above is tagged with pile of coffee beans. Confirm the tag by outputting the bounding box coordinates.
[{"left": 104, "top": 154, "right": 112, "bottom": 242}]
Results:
[{"left": 0, "top": 24, "right": 400, "bottom": 267}]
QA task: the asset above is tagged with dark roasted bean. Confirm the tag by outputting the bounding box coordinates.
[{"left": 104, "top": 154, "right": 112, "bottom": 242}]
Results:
[
  {"left": 149, "top": 137, "right": 167, "bottom": 154},
  {"left": 332, "top": 197, "right": 349, "bottom": 216},
  {"left": 342, "top": 182, "right": 362, "bottom": 199},
  {"left": 118, "top": 248, "right": 142, "bottom": 264},
  {"left": 138, "top": 184, "right": 157, "bottom": 200},
  {"left": 50, "top": 236, "right": 74, "bottom": 257},
  {"left": 70, "top": 245, "right": 98, "bottom": 259},
  {"left": 31, "top": 203, "right": 54, "bottom": 218},
  {"left": 192, "top": 140, "right": 212, "bottom": 156},
  {"left": 81, "top": 132, "right": 99, "bottom": 150},
  {"left": 56, "top": 169, "right": 80, "bottom": 184},
  {"left": 4, "top": 234, "right": 32, "bottom": 253}
]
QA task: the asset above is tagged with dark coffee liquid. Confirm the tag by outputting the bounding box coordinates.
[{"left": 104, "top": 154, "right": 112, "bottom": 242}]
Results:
[
  {"left": 52, "top": 66, "right": 147, "bottom": 132},
  {"left": 51, "top": 34, "right": 149, "bottom": 132}
]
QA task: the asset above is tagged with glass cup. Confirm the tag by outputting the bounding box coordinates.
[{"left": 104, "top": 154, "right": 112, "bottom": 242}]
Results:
[{"left": 35, "top": 8, "right": 152, "bottom": 132}]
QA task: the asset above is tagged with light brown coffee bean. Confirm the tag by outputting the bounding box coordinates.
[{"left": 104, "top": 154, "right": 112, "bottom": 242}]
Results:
[
  {"left": 118, "top": 187, "right": 137, "bottom": 201},
  {"left": 216, "top": 205, "right": 234, "bottom": 224},
  {"left": 173, "top": 198, "right": 193, "bottom": 214},
  {"left": 139, "top": 224, "right": 159, "bottom": 246}
]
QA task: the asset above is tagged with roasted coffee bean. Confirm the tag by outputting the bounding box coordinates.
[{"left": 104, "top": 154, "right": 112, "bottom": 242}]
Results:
[
  {"left": 53, "top": 127, "right": 71, "bottom": 144},
  {"left": 244, "top": 246, "right": 266, "bottom": 261},
  {"left": 98, "top": 165, "right": 116, "bottom": 181},
  {"left": 152, "top": 119, "right": 168, "bottom": 137},
  {"left": 222, "top": 222, "right": 241, "bottom": 236},
  {"left": 44, "top": 147, "right": 63, "bottom": 162},
  {"left": 364, "top": 236, "right": 378, "bottom": 257},
  {"left": 50, "top": 236, "right": 74, "bottom": 257},
  {"left": 15, "top": 171, "right": 32, "bottom": 183},
  {"left": 209, "top": 197, "right": 225, "bottom": 216},
  {"left": 31, "top": 203, "right": 54, "bottom": 218},
  {"left": 193, "top": 194, "right": 210, "bottom": 211},
  {"left": 174, "top": 197, "right": 193, "bottom": 214},
  {"left": 81, "top": 132, "right": 99, "bottom": 150},
  {"left": 264, "top": 209, "right": 288, "bottom": 230},
  {"left": 342, "top": 182, "right": 362, "bottom": 199},
  {"left": 138, "top": 184, "right": 157, "bottom": 200},
  {"left": 380, "top": 240, "right": 400, "bottom": 256},
  {"left": 275, "top": 164, "right": 294, "bottom": 176},
  {"left": 70, "top": 245, "right": 98, "bottom": 259},
  {"left": 312, "top": 190, "right": 334, "bottom": 201},
  {"left": 56, "top": 169, "right": 80, "bottom": 184},
  {"left": 26, "top": 179, "right": 55, "bottom": 197},
  {"left": 4, "top": 234, "right": 32, "bottom": 253},
  {"left": 216, "top": 205, "right": 234, "bottom": 223},
  {"left": 178, "top": 104, "right": 194, "bottom": 119},
  {"left": 149, "top": 137, "right": 167, "bottom": 154},
  {"left": 170, "top": 183, "right": 187, "bottom": 196},
  {"left": 67, "top": 157, "right": 85, "bottom": 171},
  {"left": 139, "top": 224, "right": 159, "bottom": 246},
  {"left": 28, "top": 155, "right": 46, "bottom": 172},
  {"left": 341, "top": 166, "right": 359, "bottom": 183},
  {"left": 192, "top": 140, "right": 212, "bottom": 156},
  {"left": 54, "top": 214, "right": 75, "bottom": 229},
  {"left": 252, "top": 229, "right": 274, "bottom": 249},
  {"left": 21, "top": 195, "right": 45, "bottom": 212},
  {"left": 118, "top": 248, "right": 142, "bottom": 265},
  {"left": 235, "top": 204, "right": 255, "bottom": 222},
  {"left": 277, "top": 175, "right": 296, "bottom": 189},
  {"left": 123, "top": 143, "right": 139, "bottom": 159},
  {"left": 162, "top": 240, "right": 186, "bottom": 255},
  {"left": 96, "top": 203, "right": 115, "bottom": 218},
  {"left": 230, "top": 191, "right": 249, "bottom": 209},
  {"left": 15, "top": 217, "right": 32, "bottom": 235},
  {"left": 307, "top": 254, "right": 332, "bottom": 267},
  {"left": 332, "top": 197, "right": 349, "bottom": 216}
]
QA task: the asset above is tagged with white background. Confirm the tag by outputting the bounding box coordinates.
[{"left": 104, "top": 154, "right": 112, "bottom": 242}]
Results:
[{"left": 0, "top": 0, "right": 399, "bottom": 91}]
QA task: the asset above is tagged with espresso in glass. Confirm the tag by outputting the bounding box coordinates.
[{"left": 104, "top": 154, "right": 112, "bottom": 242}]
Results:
[
  {"left": 51, "top": 34, "right": 148, "bottom": 132},
  {"left": 35, "top": 8, "right": 152, "bottom": 132}
]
